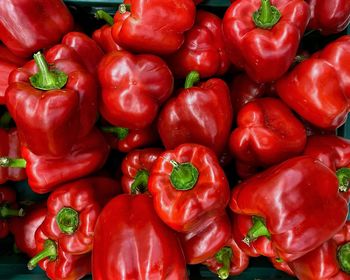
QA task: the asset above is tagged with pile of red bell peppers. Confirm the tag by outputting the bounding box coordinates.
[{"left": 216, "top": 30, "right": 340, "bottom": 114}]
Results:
[{"left": 0, "top": 0, "right": 350, "bottom": 279}]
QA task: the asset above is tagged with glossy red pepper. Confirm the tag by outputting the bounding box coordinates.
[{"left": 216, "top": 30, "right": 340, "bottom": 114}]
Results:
[
  {"left": 230, "top": 156, "right": 349, "bottom": 262},
  {"left": 0, "top": 44, "right": 28, "bottom": 66},
  {"left": 222, "top": 0, "right": 310, "bottom": 82},
  {"left": 121, "top": 148, "right": 163, "bottom": 194},
  {"left": 0, "top": 186, "right": 24, "bottom": 238},
  {"left": 9, "top": 203, "right": 46, "bottom": 257},
  {"left": 306, "top": 0, "right": 350, "bottom": 35},
  {"left": 6, "top": 52, "right": 98, "bottom": 156},
  {"left": 92, "top": 194, "right": 188, "bottom": 279},
  {"left": 0, "top": 61, "right": 18, "bottom": 104},
  {"left": 288, "top": 221, "right": 350, "bottom": 279},
  {"left": 275, "top": 36, "right": 350, "bottom": 129},
  {"left": 148, "top": 143, "right": 230, "bottom": 232},
  {"left": 111, "top": 0, "right": 195, "bottom": 55},
  {"left": 98, "top": 50, "right": 174, "bottom": 129},
  {"left": 167, "top": 10, "right": 230, "bottom": 79},
  {"left": 270, "top": 258, "right": 294, "bottom": 276},
  {"left": 0, "top": 0, "right": 74, "bottom": 57},
  {"left": 158, "top": 71, "right": 233, "bottom": 157},
  {"left": 229, "top": 97, "right": 307, "bottom": 167}
]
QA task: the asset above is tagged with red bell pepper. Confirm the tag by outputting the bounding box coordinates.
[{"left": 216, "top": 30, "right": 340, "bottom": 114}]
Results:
[
  {"left": 230, "top": 156, "right": 349, "bottom": 262},
  {"left": 158, "top": 71, "right": 233, "bottom": 157},
  {"left": 111, "top": 0, "right": 195, "bottom": 55},
  {"left": 0, "top": 61, "right": 18, "bottom": 104},
  {"left": 0, "top": 44, "right": 28, "bottom": 66},
  {"left": 121, "top": 148, "right": 163, "bottom": 194},
  {"left": 167, "top": 10, "right": 230, "bottom": 79},
  {"left": 6, "top": 52, "right": 98, "bottom": 156},
  {"left": 222, "top": 0, "right": 310, "bottom": 83},
  {"left": 270, "top": 258, "right": 294, "bottom": 276},
  {"left": 0, "top": 0, "right": 74, "bottom": 58},
  {"left": 288, "top": 221, "right": 350, "bottom": 279},
  {"left": 179, "top": 212, "right": 231, "bottom": 265},
  {"left": 148, "top": 143, "right": 230, "bottom": 232},
  {"left": 229, "top": 97, "right": 307, "bottom": 167},
  {"left": 92, "top": 194, "right": 188, "bottom": 279},
  {"left": 9, "top": 203, "right": 46, "bottom": 257},
  {"left": 275, "top": 36, "right": 350, "bottom": 129},
  {"left": 0, "top": 186, "right": 24, "bottom": 238},
  {"left": 93, "top": 10, "right": 123, "bottom": 53},
  {"left": 306, "top": 0, "right": 350, "bottom": 35},
  {"left": 98, "top": 50, "right": 174, "bottom": 129}
]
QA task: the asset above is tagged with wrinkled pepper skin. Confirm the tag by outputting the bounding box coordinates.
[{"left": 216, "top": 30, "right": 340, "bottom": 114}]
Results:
[
  {"left": 230, "top": 156, "right": 349, "bottom": 262},
  {"left": 6, "top": 54, "right": 98, "bottom": 156},
  {"left": 22, "top": 128, "right": 110, "bottom": 194},
  {"left": 0, "top": 0, "right": 74, "bottom": 57},
  {"left": 167, "top": 10, "right": 230, "bottom": 79},
  {"left": 306, "top": 0, "right": 350, "bottom": 35},
  {"left": 112, "top": 0, "right": 196, "bottom": 55},
  {"left": 179, "top": 212, "right": 231, "bottom": 265},
  {"left": 0, "top": 128, "right": 26, "bottom": 184},
  {"left": 229, "top": 98, "right": 307, "bottom": 167},
  {"left": 121, "top": 148, "right": 163, "bottom": 194},
  {"left": 148, "top": 144, "right": 230, "bottom": 233},
  {"left": 275, "top": 36, "right": 350, "bottom": 129},
  {"left": 222, "top": 0, "right": 310, "bottom": 83},
  {"left": 9, "top": 203, "right": 46, "bottom": 257},
  {"left": 98, "top": 50, "right": 174, "bottom": 129},
  {"left": 92, "top": 194, "right": 188, "bottom": 280},
  {"left": 158, "top": 76, "right": 233, "bottom": 157},
  {"left": 288, "top": 221, "right": 350, "bottom": 280}
]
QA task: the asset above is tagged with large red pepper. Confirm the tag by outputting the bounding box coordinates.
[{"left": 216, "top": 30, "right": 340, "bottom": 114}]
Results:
[
  {"left": 167, "top": 10, "right": 230, "bottom": 79},
  {"left": 275, "top": 36, "right": 350, "bottom": 129},
  {"left": 98, "top": 50, "right": 174, "bottom": 129},
  {"left": 230, "top": 156, "right": 349, "bottom": 262},
  {"left": 121, "top": 148, "right": 163, "bottom": 194},
  {"left": 158, "top": 71, "right": 233, "bottom": 157},
  {"left": 229, "top": 97, "right": 307, "bottom": 167},
  {"left": 148, "top": 143, "right": 230, "bottom": 232},
  {"left": 111, "top": 0, "right": 195, "bottom": 55},
  {"left": 0, "top": 44, "right": 28, "bottom": 66},
  {"left": 6, "top": 52, "right": 98, "bottom": 156},
  {"left": 306, "top": 0, "right": 350, "bottom": 35},
  {"left": 288, "top": 221, "right": 350, "bottom": 279},
  {"left": 92, "top": 194, "right": 188, "bottom": 279},
  {"left": 0, "top": 0, "right": 74, "bottom": 58},
  {"left": 222, "top": 0, "right": 310, "bottom": 83},
  {"left": 0, "top": 186, "right": 24, "bottom": 238}
]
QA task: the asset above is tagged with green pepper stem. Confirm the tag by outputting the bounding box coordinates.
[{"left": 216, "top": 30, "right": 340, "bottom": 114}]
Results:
[
  {"left": 338, "top": 242, "right": 350, "bottom": 274},
  {"left": 253, "top": 0, "right": 281, "bottom": 29},
  {"left": 169, "top": 160, "right": 199, "bottom": 191},
  {"left": 243, "top": 216, "right": 271, "bottom": 245},
  {"left": 131, "top": 170, "right": 149, "bottom": 194},
  {"left": 119, "top": 3, "right": 131, "bottom": 14},
  {"left": 336, "top": 168, "right": 350, "bottom": 192},
  {"left": 95, "top": 10, "right": 114, "bottom": 25},
  {"left": 215, "top": 247, "right": 233, "bottom": 279},
  {"left": 56, "top": 207, "right": 79, "bottom": 235},
  {"left": 0, "top": 112, "right": 12, "bottom": 129},
  {"left": 184, "top": 71, "right": 200, "bottom": 89},
  {"left": 27, "top": 240, "right": 57, "bottom": 270},
  {"left": 29, "top": 52, "right": 68, "bottom": 90},
  {"left": 0, "top": 157, "right": 26, "bottom": 168},
  {"left": 101, "top": 126, "right": 129, "bottom": 140},
  {"left": 0, "top": 206, "right": 25, "bottom": 218}
]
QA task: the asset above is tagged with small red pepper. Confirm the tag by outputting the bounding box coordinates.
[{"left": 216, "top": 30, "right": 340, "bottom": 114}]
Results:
[
  {"left": 229, "top": 97, "right": 307, "bottom": 167},
  {"left": 288, "top": 221, "right": 350, "bottom": 279},
  {"left": 92, "top": 194, "right": 188, "bottom": 279},
  {"left": 158, "top": 71, "right": 233, "bottom": 157},
  {"left": 222, "top": 0, "right": 310, "bottom": 82},
  {"left": 167, "top": 10, "right": 230, "bottom": 79},
  {"left": 98, "top": 50, "right": 174, "bottom": 129},
  {"left": 121, "top": 148, "right": 163, "bottom": 194},
  {"left": 230, "top": 156, "right": 349, "bottom": 262},
  {"left": 112, "top": 0, "right": 196, "bottom": 55},
  {"left": 148, "top": 143, "right": 230, "bottom": 233},
  {"left": 0, "top": 0, "right": 74, "bottom": 57},
  {"left": 306, "top": 0, "right": 350, "bottom": 35}
]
